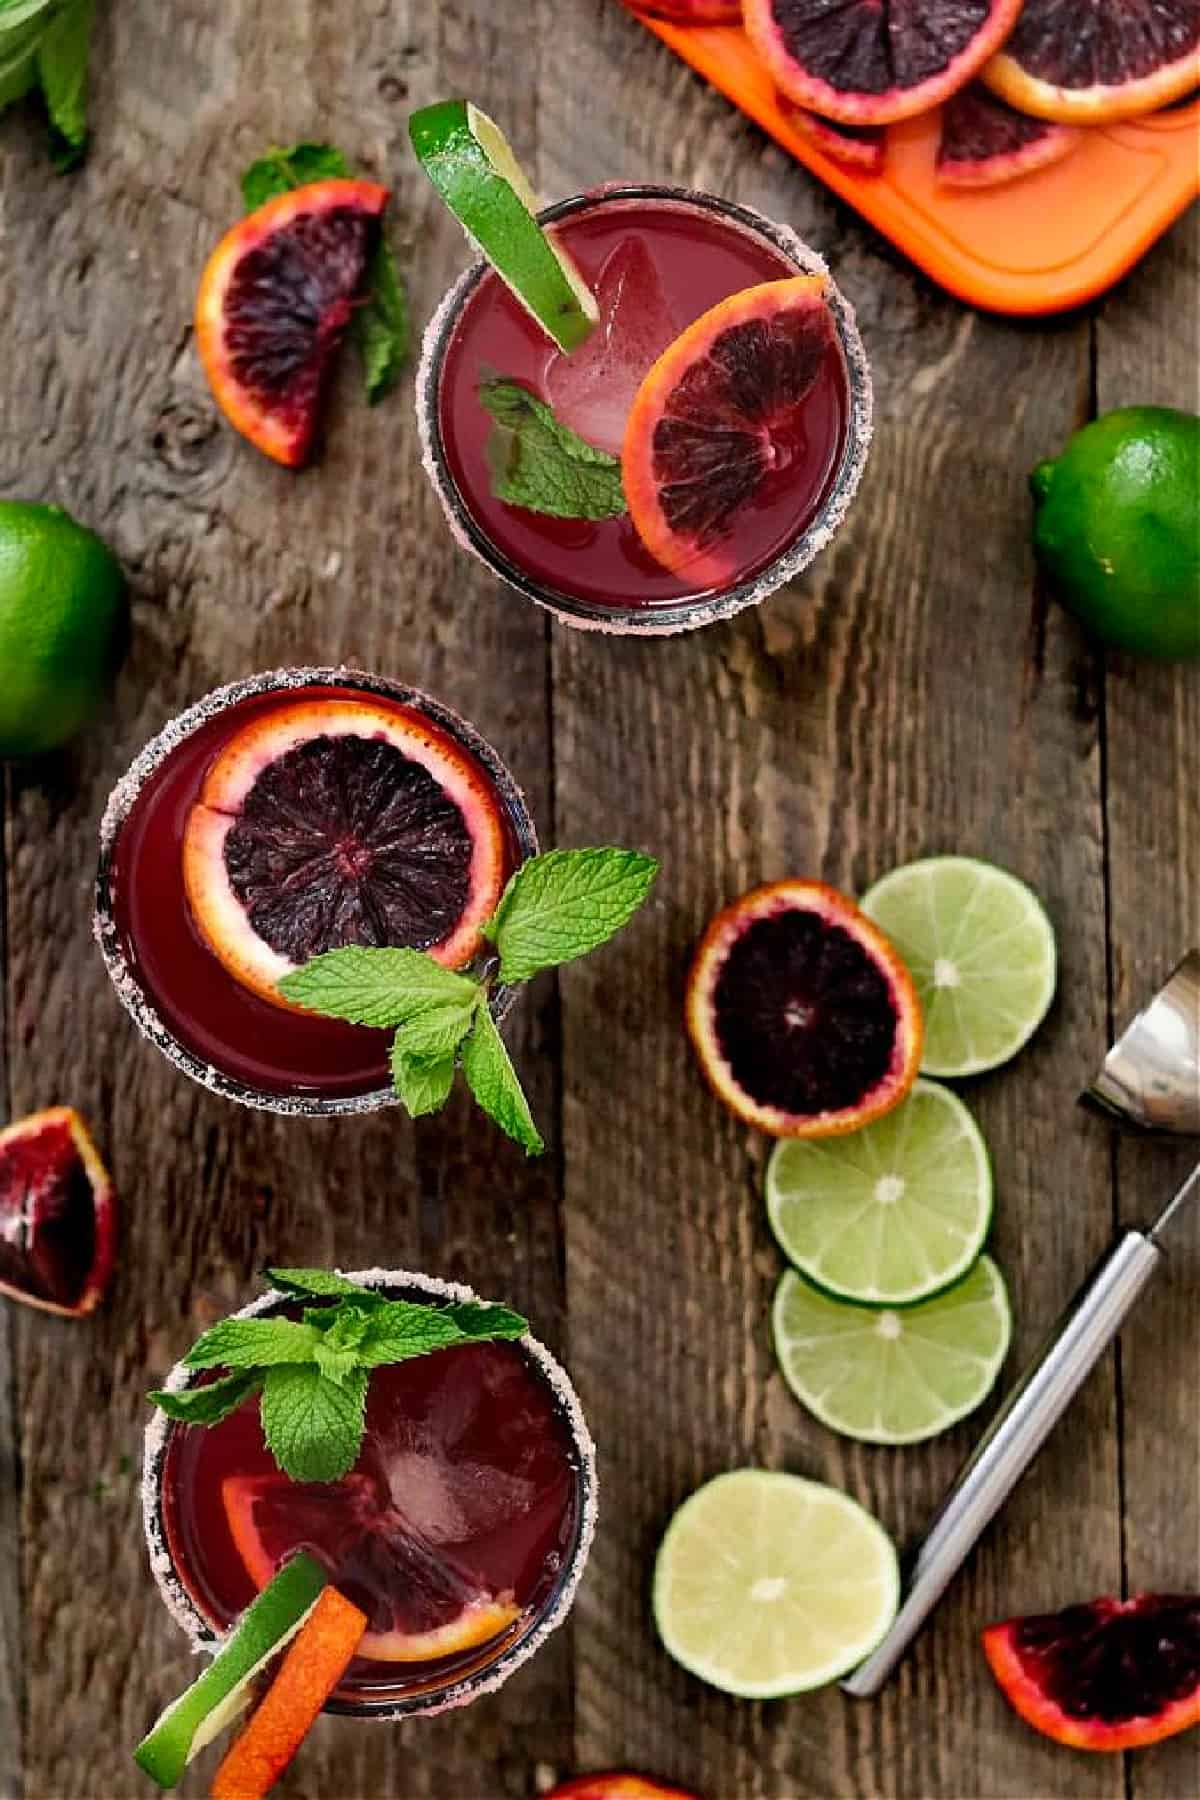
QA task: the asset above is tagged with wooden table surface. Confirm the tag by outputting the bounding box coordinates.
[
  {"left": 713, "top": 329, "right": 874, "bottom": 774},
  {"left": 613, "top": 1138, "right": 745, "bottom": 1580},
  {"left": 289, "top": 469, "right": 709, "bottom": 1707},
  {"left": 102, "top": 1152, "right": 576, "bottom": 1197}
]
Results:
[{"left": 1, "top": 2, "right": 1197, "bottom": 1796}]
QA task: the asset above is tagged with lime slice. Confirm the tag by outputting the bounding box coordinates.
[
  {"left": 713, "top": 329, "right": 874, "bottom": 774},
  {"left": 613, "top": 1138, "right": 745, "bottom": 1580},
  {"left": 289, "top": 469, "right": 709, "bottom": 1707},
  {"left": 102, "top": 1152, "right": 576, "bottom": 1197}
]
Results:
[
  {"left": 859, "top": 856, "right": 1057, "bottom": 1077},
  {"left": 652, "top": 1469, "right": 899, "bottom": 1698},
  {"left": 772, "top": 1255, "right": 1012, "bottom": 1445},
  {"left": 765, "top": 1077, "right": 993, "bottom": 1306},
  {"left": 134, "top": 1552, "right": 327, "bottom": 1787},
  {"left": 409, "top": 100, "right": 598, "bottom": 352}
]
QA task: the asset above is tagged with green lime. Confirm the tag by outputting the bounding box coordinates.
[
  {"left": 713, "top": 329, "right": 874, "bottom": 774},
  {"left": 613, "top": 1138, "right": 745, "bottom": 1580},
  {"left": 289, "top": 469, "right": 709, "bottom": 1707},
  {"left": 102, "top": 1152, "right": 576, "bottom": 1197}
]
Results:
[
  {"left": 773, "top": 1254, "right": 1011, "bottom": 1445},
  {"left": 0, "top": 500, "right": 126, "bottom": 758},
  {"left": 134, "top": 1552, "right": 327, "bottom": 1787},
  {"left": 409, "top": 100, "right": 598, "bottom": 352},
  {"left": 859, "top": 856, "right": 1056, "bottom": 1078},
  {"left": 1031, "top": 405, "right": 1199, "bottom": 660},
  {"left": 652, "top": 1469, "right": 899, "bottom": 1698},
  {"left": 766, "top": 1077, "right": 993, "bottom": 1306}
]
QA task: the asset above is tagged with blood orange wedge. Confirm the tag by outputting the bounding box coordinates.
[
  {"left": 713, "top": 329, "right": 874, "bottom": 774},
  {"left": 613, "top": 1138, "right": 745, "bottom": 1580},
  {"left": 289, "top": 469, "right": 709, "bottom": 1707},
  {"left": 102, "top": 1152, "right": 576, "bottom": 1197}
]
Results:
[
  {"left": 181, "top": 697, "right": 510, "bottom": 1009},
  {"left": 547, "top": 1779, "right": 700, "bottom": 1799},
  {"left": 622, "top": 276, "right": 838, "bottom": 589},
  {"left": 196, "top": 178, "right": 389, "bottom": 467},
  {"left": 981, "top": 0, "right": 1200, "bottom": 122},
  {"left": 685, "top": 881, "right": 922, "bottom": 1138},
  {"left": 223, "top": 1473, "right": 521, "bottom": 1663},
  {"left": 0, "top": 1106, "right": 115, "bottom": 1317},
  {"left": 983, "top": 1594, "right": 1200, "bottom": 1751},
  {"left": 743, "top": 0, "right": 1024, "bottom": 124}
]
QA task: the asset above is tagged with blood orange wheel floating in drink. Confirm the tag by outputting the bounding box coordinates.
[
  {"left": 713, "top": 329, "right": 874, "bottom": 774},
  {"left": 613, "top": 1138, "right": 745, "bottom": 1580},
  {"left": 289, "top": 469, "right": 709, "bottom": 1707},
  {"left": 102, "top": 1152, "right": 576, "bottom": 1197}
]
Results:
[
  {"left": 95, "top": 669, "right": 536, "bottom": 1114},
  {"left": 143, "top": 1269, "right": 596, "bottom": 1720}
]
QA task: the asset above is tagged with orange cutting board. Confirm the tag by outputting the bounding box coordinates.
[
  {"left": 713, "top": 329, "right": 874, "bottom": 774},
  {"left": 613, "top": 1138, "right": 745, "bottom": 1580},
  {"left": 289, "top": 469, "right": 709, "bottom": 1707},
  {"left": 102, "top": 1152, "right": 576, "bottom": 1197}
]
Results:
[{"left": 633, "top": 12, "right": 1200, "bottom": 315}]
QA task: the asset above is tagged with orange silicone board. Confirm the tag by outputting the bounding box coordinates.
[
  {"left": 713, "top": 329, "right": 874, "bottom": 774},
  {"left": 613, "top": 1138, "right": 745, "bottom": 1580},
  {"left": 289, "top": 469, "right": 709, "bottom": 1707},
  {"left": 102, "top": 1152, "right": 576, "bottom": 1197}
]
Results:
[{"left": 635, "top": 14, "right": 1200, "bottom": 315}]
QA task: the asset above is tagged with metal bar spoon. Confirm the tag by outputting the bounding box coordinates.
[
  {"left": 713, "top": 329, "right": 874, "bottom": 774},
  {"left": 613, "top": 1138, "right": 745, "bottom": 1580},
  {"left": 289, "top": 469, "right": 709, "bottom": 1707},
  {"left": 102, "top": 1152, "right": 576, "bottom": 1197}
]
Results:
[{"left": 844, "top": 950, "right": 1200, "bottom": 1699}]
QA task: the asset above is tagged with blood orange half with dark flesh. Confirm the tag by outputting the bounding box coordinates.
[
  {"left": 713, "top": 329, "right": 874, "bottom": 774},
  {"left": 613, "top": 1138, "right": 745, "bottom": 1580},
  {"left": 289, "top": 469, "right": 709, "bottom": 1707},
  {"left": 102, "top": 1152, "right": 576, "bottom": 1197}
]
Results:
[
  {"left": 196, "top": 178, "right": 389, "bottom": 466},
  {"left": 685, "top": 880, "right": 922, "bottom": 1137},
  {"left": 983, "top": 1594, "right": 1200, "bottom": 1750},
  {"left": 981, "top": 0, "right": 1200, "bottom": 121},
  {"left": 743, "top": 0, "right": 1024, "bottom": 123},
  {"left": 182, "top": 697, "right": 511, "bottom": 1009},
  {"left": 0, "top": 1107, "right": 115, "bottom": 1317},
  {"left": 622, "top": 276, "right": 841, "bottom": 590}
]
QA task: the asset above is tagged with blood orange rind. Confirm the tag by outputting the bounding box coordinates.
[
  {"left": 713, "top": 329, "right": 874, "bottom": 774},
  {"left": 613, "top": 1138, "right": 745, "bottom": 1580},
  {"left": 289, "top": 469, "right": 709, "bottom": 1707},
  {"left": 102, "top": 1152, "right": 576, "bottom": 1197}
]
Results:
[
  {"left": 983, "top": 1594, "right": 1200, "bottom": 1750},
  {"left": 743, "top": 0, "right": 1025, "bottom": 124},
  {"left": 0, "top": 1106, "right": 116, "bottom": 1318},
  {"left": 622, "top": 275, "right": 838, "bottom": 589},
  {"left": 779, "top": 99, "right": 887, "bottom": 172},
  {"left": 547, "top": 1778, "right": 701, "bottom": 1799},
  {"left": 685, "top": 880, "right": 923, "bottom": 1138},
  {"left": 937, "top": 83, "right": 1082, "bottom": 187},
  {"left": 196, "top": 178, "right": 389, "bottom": 467},
  {"left": 981, "top": 0, "right": 1200, "bottom": 122},
  {"left": 181, "top": 697, "right": 510, "bottom": 1010}
]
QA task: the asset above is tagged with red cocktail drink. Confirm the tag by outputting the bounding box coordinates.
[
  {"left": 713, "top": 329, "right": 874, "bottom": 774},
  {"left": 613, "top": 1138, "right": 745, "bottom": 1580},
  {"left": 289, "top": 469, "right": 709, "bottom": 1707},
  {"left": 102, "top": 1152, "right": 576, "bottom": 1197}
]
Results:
[
  {"left": 144, "top": 1271, "right": 595, "bottom": 1718},
  {"left": 95, "top": 669, "right": 536, "bottom": 1114},
  {"left": 418, "top": 186, "right": 871, "bottom": 633}
]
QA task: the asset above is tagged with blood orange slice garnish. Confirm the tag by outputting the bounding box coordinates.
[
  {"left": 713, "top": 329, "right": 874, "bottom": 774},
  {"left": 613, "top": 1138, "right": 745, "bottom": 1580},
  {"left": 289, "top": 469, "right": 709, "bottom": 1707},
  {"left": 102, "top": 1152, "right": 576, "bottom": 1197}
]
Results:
[
  {"left": 196, "top": 178, "right": 389, "bottom": 467},
  {"left": 223, "top": 1473, "right": 521, "bottom": 1664},
  {"left": 181, "top": 697, "right": 511, "bottom": 1009},
  {"left": 685, "top": 881, "right": 922, "bottom": 1138},
  {"left": 622, "top": 276, "right": 840, "bottom": 589},
  {"left": 0, "top": 1107, "right": 115, "bottom": 1317}
]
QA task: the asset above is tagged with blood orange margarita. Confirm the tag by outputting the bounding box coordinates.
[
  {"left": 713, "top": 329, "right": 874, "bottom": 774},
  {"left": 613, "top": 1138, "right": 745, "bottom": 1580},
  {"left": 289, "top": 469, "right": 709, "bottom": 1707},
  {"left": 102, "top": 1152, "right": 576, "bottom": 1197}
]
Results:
[
  {"left": 144, "top": 1270, "right": 595, "bottom": 1717},
  {"left": 418, "top": 185, "right": 871, "bottom": 633},
  {"left": 94, "top": 669, "right": 536, "bottom": 1115}
]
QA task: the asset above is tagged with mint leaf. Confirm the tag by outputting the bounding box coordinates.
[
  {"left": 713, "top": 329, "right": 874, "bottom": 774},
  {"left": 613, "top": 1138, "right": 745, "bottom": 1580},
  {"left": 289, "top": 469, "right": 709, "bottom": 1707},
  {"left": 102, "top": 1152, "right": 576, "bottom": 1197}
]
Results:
[
  {"left": 395, "top": 994, "right": 479, "bottom": 1062},
  {"left": 480, "top": 380, "right": 627, "bottom": 522},
  {"left": 311, "top": 1307, "right": 372, "bottom": 1385},
  {"left": 279, "top": 946, "right": 481, "bottom": 1028},
  {"left": 241, "top": 141, "right": 350, "bottom": 210},
  {"left": 148, "top": 1371, "right": 262, "bottom": 1427},
  {"left": 356, "top": 1302, "right": 465, "bottom": 1368},
  {"left": 267, "top": 1267, "right": 379, "bottom": 1303},
  {"left": 461, "top": 1007, "right": 544, "bottom": 1156},
  {"left": 390, "top": 1041, "right": 457, "bottom": 1117},
  {"left": 184, "top": 1317, "right": 324, "bottom": 1371},
  {"left": 0, "top": 21, "right": 40, "bottom": 110},
  {"left": 445, "top": 1302, "right": 527, "bottom": 1341},
  {"left": 352, "top": 236, "right": 409, "bottom": 402},
  {"left": 34, "top": 0, "right": 91, "bottom": 166},
  {"left": 487, "top": 847, "right": 658, "bottom": 984},
  {"left": 260, "top": 1364, "right": 368, "bottom": 1483}
]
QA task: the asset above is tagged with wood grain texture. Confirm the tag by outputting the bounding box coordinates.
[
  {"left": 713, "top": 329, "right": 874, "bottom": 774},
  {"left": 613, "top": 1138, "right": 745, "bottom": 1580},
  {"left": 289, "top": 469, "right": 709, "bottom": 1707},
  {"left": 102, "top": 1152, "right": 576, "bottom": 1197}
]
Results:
[
  {"left": 0, "top": 0, "right": 1196, "bottom": 1795},
  {"left": 1096, "top": 204, "right": 1200, "bottom": 1800}
]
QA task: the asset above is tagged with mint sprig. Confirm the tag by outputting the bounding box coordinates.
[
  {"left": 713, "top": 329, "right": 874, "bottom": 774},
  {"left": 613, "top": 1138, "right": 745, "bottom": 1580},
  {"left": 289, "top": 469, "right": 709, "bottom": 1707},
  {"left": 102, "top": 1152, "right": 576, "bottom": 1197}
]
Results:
[
  {"left": 480, "top": 379, "right": 628, "bottom": 521},
  {"left": 278, "top": 846, "right": 658, "bottom": 1155},
  {"left": 239, "top": 141, "right": 408, "bottom": 401},
  {"left": 149, "top": 1272, "right": 529, "bottom": 1483},
  {"left": 0, "top": 0, "right": 93, "bottom": 166}
]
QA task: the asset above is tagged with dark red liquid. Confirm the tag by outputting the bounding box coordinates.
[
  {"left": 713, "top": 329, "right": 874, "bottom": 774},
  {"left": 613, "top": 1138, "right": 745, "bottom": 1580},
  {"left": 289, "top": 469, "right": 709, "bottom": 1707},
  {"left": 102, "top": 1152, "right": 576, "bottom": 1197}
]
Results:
[
  {"left": 105, "top": 684, "right": 518, "bottom": 1102},
  {"left": 435, "top": 194, "right": 850, "bottom": 612},
  {"left": 161, "top": 1338, "right": 582, "bottom": 1702}
]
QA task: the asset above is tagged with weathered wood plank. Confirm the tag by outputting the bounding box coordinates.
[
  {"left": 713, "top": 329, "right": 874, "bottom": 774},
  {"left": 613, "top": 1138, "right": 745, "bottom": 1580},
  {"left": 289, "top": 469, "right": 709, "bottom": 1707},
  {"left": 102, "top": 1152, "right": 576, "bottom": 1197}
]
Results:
[
  {"left": 1097, "top": 205, "right": 1200, "bottom": 1800},
  {"left": 546, "top": 15, "right": 1124, "bottom": 1796},
  {"left": 0, "top": 0, "right": 565, "bottom": 1794}
]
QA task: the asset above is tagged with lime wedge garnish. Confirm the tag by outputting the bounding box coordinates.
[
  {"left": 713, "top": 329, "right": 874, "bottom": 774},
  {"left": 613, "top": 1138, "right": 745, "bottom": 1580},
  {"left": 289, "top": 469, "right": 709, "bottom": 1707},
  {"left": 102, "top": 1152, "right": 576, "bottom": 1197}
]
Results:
[
  {"left": 652, "top": 1469, "right": 899, "bottom": 1698},
  {"left": 859, "top": 856, "right": 1057, "bottom": 1078},
  {"left": 772, "top": 1254, "right": 1012, "bottom": 1445},
  {"left": 766, "top": 1077, "right": 993, "bottom": 1306},
  {"left": 409, "top": 99, "right": 598, "bottom": 352},
  {"left": 134, "top": 1552, "right": 327, "bottom": 1788}
]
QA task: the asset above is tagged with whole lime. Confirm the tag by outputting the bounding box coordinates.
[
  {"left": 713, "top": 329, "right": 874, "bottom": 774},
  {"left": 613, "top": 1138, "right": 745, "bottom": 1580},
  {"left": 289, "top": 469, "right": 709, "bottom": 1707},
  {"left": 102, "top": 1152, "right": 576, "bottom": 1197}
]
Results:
[
  {"left": 1030, "top": 406, "right": 1199, "bottom": 660},
  {"left": 0, "top": 501, "right": 127, "bottom": 758}
]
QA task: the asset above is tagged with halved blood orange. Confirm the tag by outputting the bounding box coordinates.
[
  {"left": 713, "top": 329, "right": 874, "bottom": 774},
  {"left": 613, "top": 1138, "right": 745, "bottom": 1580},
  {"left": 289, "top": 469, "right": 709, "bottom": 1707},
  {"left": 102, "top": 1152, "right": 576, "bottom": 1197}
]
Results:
[
  {"left": 685, "top": 881, "right": 922, "bottom": 1138},
  {"left": 0, "top": 1107, "right": 116, "bottom": 1317},
  {"left": 743, "top": 0, "right": 1024, "bottom": 124},
  {"left": 622, "top": 276, "right": 838, "bottom": 589},
  {"left": 182, "top": 697, "right": 510, "bottom": 1009},
  {"left": 983, "top": 1594, "right": 1200, "bottom": 1750},
  {"left": 547, "top": 1778, "right": 700, "bottom": 1799},
  {"left": 223, "top": 1474, "right": 521, "bottom": 1663},
  {"left": 981, "top": 0, "right": 1200, "bottom": 122},
  {"left": 196, "top": 178, "right": 389, "bottom": 467}
]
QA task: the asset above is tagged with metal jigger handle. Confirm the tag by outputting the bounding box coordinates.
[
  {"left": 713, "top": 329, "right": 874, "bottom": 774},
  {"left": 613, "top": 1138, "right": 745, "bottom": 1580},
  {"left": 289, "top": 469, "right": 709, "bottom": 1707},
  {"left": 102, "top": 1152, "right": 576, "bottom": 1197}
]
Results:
[{"left": 842, "top": 1230, "right": 1163, "bottom": 1698}]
